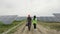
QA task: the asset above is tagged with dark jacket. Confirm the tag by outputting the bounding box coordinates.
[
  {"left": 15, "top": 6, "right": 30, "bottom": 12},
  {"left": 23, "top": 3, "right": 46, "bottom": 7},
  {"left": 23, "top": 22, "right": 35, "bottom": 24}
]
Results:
[{"left": 27, "top": 17, "right": 32, "bottom": 25}]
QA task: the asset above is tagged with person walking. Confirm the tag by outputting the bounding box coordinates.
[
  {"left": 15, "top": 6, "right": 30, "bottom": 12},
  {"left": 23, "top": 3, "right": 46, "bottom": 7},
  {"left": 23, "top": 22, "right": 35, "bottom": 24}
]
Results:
[
  {"left": 32, "top": 15, "right": 37, "bottom": 29},
  {"left": 27, "top": 15, "right": 32, "bottom": 31}
]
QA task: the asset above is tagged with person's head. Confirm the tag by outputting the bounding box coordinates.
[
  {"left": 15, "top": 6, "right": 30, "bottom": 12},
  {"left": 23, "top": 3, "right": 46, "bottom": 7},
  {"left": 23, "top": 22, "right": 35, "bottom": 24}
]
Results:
[
  {"left": 28, "top": 14, "right": 30, "bottom": 17},
  {"left": 33, "top": 15, "right": 36, "bottom": 20}
]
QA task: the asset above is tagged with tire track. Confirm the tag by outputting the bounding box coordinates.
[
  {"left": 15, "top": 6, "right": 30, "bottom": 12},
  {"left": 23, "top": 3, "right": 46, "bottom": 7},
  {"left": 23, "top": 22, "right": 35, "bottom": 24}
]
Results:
[
  {"left": 22, "top": 26, "right": 28, "bottom": 34},
  {"left": 37, "top": 27, "right": 44, "bottom": 34},
  {"left": 14, "top": 22, "right": 48, "bottom": 34},
  {"left": 28, "top": 25, "right": 33, "bottom": 34},
  {"left": 32, "top": 24, "right": 42, "bottom": 34},
  {"left": 20, "top": 26, "right": 26, "bottom": 34},
  {"left": 31, "top": 25, "right": 34, "bottom": 34},
  {"left": 13, "top": 22, "right": 26, "bottom": 34},
  {"left": 37, "top": 24, "right": 48, "bottom": 34}
]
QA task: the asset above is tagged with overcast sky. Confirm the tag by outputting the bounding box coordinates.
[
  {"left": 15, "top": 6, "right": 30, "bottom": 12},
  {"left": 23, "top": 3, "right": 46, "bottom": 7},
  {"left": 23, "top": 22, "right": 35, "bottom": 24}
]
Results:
[{"left": 0, "top": 0, "right": 60, "bottom": 17}]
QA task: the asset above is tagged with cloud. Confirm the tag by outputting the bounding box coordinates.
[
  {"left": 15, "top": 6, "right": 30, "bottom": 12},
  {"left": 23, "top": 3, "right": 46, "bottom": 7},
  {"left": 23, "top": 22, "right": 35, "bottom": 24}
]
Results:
[{"left": 0, "top": 0, "right": 60, "bottom": 17}]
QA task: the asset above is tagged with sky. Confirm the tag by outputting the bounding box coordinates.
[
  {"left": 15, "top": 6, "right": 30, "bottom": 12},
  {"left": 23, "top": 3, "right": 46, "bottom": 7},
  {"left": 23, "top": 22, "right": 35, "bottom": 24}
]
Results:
[{"left": 0, "top": 0, "right": 60, "bottom": 17}]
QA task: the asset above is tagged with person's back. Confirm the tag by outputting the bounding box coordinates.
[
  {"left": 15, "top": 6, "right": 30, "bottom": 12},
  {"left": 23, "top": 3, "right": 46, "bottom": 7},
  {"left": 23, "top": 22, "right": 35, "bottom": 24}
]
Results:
[
  {"left": 27, "top": 15, "right": 32, "bottom": 31},
  {"left": 27, "top": 17, "right": 31, "bottom": 25},
  {"left": 32, "top": 18, "right": 37, "bottom": 24},
  {"left": 32, "top": 15, "right": 37, "bottom": 29}
]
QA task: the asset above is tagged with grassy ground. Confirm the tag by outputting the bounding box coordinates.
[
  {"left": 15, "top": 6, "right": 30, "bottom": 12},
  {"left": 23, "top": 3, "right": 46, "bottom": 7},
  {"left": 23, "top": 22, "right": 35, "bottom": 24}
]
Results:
[
  {"left": 7, "top": 20, "right": 26, "bottom": 34},
  {"left": 0, "top": 21, "right": 22, "bottom": 33},
  {"left": 38, "top": 21, "right": 60, "bottom": 31}
]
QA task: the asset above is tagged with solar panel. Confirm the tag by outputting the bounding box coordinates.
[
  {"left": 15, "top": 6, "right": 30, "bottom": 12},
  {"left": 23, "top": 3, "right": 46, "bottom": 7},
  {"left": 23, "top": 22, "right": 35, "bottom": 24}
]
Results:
[
  {"left": 39, "top": 16, "right": 58, "bottom": 22},
  {"left": 53, "top": 13, "right": 60, "bottom": 22},
  {"left": 53, "top": 13, "right": 60, "bottom": 17},
  {"left": 0, "top": 15, "right": 17, "bottom": 24},
  {"left": 15, "top": 17, "right": 27, "bottom": 21}
]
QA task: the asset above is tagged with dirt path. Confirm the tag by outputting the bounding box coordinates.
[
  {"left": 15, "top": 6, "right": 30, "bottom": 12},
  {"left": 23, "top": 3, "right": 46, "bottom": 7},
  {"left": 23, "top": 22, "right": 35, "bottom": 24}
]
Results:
[
  {"left": 13, "top": 22, "right": 26, "bottom": 34},
  {"left": 13, "top": 24, "right": 42, "bottom": 34},
  {"left": 13, "top": 23, "right": 60, "bottom": 34},
  {"left": 37, "top": 24, "right": 60, "bottom": 34}
]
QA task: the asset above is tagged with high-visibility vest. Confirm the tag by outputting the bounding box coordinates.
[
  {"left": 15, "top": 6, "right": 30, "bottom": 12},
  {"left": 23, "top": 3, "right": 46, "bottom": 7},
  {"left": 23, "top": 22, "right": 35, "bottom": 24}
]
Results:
[{"left": 32, "top": 18, "right": 37, "bottom": 24}]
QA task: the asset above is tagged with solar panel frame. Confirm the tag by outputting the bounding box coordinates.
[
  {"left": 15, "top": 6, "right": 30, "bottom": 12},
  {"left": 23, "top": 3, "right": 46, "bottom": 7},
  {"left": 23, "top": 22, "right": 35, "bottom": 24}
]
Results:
[
  {"left": 39, "top": 16, "right": 58, "bottom": 22},
  {"left": 0, "top": 15, "right": 17, "bottom": 24}
]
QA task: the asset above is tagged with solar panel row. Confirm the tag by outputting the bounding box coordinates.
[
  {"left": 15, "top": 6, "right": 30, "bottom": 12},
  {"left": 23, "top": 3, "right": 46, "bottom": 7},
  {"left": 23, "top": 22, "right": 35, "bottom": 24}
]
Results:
[
  {"left": 0, "top": 15, "right": 17, "bottom": 24},
  {"left": 15, "top": 17, "right": 27, "bottom": 21},
  {"left": 38, "top": 17, "right": 57, "bottom": 22},
  {"left": 0, "top": 13, "right": 60, "bottom": 24},
  {"left": 38, "top": 13, "right": 60, "bottom": 22}
]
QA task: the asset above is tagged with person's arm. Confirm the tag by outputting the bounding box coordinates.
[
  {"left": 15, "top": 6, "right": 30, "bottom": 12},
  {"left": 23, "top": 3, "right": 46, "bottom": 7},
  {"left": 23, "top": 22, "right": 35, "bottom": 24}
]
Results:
[
  {"left": 36, "top": 18, "right": 37, "bottom": 24},
  {"left": 26, "top": 17, "right": 28, "bottom": 26},
  {"left": 31, "top": 18, "right": 33, "bottom": 25},
  {"left": 26, "top": 17, "right": 28, "bottom": 24}
]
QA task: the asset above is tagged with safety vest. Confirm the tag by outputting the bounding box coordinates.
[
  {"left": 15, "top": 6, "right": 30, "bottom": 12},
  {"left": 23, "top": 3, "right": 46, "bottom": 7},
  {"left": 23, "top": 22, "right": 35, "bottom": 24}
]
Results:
[{"left": 32, "top": 18, "right": 37, "bottom": 24}]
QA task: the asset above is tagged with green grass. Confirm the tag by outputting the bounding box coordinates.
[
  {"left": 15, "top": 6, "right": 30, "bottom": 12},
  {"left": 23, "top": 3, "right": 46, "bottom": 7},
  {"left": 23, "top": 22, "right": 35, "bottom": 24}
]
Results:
[
  {"left": 38, "top": 21, "right": 60, "bottom": 31},
  {"left": 7, "top": 20, "right": 26, "bottom": 34},
  {"left": 0, "top": 21, "right": 22, "bottom": 33}
]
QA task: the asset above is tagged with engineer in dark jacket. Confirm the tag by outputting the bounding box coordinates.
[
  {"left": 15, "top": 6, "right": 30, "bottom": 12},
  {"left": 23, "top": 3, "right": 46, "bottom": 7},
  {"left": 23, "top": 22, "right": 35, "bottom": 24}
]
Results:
[{"left": 27, "top": 15, "right": 32, "bottom": 31}]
